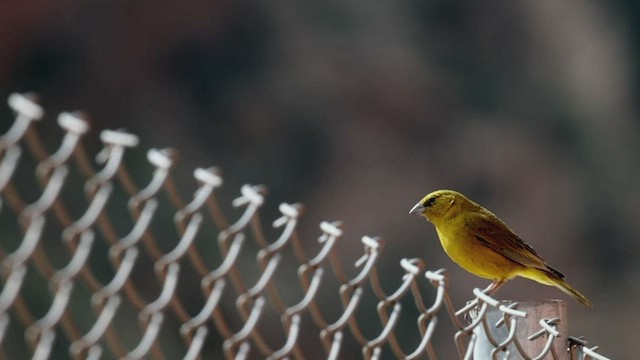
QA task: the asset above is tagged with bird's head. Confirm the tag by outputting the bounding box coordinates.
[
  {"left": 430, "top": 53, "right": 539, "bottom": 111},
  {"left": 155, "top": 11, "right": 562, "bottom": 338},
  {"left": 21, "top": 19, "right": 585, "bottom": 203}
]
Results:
[{"left": 409, "top": 189, "right": 470, "bottom": 223}]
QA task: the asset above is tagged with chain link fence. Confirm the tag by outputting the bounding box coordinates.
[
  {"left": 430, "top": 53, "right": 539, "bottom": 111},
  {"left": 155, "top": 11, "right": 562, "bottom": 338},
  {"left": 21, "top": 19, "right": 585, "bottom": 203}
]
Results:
[{"left": 0, "top": 93, "right": 610, "bottom": 359}]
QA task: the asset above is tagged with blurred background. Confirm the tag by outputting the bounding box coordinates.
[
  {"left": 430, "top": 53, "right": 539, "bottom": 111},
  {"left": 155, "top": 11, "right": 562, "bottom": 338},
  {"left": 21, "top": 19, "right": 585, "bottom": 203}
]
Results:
[{"left": 1, "top": 0, "right": 639, "bottom": 358}]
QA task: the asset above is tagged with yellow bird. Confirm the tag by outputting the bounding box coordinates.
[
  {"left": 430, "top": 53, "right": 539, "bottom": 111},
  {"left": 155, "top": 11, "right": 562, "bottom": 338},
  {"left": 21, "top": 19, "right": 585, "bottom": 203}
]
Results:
[{"left": 410, "top": 190, "right": 592, "bottom": 307}]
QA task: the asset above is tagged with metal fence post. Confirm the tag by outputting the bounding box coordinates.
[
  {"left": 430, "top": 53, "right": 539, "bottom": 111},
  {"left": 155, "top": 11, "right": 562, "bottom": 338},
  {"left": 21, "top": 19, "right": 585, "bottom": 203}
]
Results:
[{"left": 473, "top": 300, "right": 568, "bottom": 359}]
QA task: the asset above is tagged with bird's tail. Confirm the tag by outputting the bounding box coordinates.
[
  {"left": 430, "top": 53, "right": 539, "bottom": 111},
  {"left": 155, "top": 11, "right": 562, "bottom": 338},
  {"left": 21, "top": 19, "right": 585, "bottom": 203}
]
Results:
[{"left": 551, "top": 277, "right": 593, "bottom": 308}]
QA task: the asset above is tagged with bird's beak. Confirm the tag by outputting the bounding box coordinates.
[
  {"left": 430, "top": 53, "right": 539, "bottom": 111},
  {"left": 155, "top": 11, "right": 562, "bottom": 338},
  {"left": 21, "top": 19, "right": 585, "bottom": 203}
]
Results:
[{"left": 409, "top": 202, "right": 425, "bottom": 215}]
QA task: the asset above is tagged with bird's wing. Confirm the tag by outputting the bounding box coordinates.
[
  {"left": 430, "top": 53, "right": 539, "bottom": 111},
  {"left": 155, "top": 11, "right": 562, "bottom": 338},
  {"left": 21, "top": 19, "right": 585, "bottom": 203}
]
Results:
[{"left": 466, "top": 212, "right": 564, "bottom": 278}]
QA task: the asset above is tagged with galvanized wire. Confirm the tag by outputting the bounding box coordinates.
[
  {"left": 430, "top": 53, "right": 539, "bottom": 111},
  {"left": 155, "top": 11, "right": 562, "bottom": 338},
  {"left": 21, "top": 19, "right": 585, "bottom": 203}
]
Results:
[{"left": 0, "top": 93, "right": 611, "bottom": 359}]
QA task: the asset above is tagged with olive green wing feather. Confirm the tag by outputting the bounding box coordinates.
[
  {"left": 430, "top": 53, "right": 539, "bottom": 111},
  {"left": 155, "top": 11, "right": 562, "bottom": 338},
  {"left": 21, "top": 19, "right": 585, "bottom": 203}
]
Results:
[{"left": 466, "top": 212, "right": 564, "bottom": 279}]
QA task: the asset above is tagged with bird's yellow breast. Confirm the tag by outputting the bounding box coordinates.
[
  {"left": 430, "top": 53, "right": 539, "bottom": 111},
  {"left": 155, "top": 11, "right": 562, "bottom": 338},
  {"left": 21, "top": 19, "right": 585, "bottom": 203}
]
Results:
[{"left": 434, "top": 217, "right": 521, "bottom": 281}]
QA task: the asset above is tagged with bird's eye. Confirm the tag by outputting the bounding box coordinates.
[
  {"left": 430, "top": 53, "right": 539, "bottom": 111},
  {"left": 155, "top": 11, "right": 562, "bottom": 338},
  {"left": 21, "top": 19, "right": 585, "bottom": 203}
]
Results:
[{"left": 424, "top": 196, "right": 437, "bottom": 207}]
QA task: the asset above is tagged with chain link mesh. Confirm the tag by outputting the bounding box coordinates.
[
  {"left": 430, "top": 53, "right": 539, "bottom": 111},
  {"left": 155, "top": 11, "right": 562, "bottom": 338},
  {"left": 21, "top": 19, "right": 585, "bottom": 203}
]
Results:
[{"left": 0, "top": 93, "right": 610, "bottom": 359}]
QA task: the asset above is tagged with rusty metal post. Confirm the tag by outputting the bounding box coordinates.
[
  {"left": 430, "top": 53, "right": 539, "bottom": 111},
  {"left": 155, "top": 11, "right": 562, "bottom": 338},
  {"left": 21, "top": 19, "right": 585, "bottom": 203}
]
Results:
[{"left": 473, "top": 300, "right": 568, "bottom": 359}]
